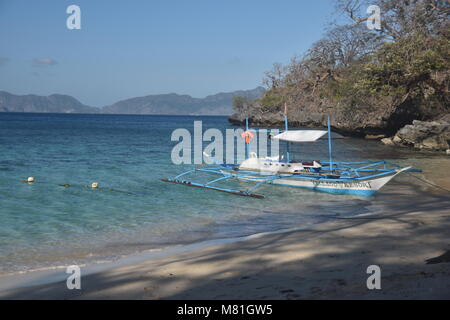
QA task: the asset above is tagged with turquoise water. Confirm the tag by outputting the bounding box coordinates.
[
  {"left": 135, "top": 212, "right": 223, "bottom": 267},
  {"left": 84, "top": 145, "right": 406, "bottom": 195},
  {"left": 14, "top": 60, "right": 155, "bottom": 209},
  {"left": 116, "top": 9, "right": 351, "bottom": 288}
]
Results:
[{"left": 0, "top": 113, "right": 435, "bottom": 274}]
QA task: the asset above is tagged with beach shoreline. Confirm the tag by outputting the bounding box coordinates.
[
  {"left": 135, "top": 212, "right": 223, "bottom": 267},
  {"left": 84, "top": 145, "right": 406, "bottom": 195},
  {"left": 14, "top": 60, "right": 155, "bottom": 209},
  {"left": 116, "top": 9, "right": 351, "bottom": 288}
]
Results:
[
  {"left": 0, "top": 225, "right": 318, "bottom": 292},
  {"left": 1, "top": 185, "right": 449, "bottom": 300}
]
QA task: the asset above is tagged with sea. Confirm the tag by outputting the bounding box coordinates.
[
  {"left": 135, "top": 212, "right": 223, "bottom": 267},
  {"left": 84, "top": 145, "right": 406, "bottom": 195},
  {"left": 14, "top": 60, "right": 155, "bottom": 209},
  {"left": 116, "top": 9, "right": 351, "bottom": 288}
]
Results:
[{"left": 0, "top": 112, "right": 446, "bottom": 275}]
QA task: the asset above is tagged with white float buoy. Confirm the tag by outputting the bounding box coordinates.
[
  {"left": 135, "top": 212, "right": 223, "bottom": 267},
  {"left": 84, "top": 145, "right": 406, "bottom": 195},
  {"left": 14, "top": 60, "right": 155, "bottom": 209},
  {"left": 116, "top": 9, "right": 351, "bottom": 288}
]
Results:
[
  {"left": 27, "top": 177, "right": 35, "bottom": 183},
  {"left": 91, "top": 182, "right": 99, "bottom": 189}
]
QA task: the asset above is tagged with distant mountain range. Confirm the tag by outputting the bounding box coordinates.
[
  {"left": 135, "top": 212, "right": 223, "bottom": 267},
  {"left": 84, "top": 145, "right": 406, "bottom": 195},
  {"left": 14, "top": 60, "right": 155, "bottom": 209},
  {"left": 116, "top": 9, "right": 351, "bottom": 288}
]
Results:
[
  {"left": 0, "top": 87, "right": 264, "bottom": 115},
  {"left": 0, "top": 92, "right": 98, "bottom": 114}
]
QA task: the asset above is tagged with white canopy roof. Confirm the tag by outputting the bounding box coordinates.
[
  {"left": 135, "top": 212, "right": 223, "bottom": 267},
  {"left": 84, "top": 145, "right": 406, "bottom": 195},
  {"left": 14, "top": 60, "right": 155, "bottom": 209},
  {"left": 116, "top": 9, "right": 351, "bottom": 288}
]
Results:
[{"left": 272, "top": 130, "right": 327, "bottom": 142}]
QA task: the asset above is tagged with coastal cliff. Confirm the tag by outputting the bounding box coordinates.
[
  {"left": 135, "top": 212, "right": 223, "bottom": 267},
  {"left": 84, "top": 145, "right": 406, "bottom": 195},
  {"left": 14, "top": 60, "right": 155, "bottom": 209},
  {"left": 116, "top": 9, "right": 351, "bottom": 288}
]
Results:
[{"left": 229, "top": 1, "right": 449, "bottom": 149}]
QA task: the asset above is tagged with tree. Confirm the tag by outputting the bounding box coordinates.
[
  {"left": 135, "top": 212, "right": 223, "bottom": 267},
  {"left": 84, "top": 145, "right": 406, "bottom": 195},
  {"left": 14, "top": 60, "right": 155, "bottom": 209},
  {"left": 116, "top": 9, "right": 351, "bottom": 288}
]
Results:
[
  {"left": 262, "top": 63, "right": 287, "bottom": 89},
  {"left": 232, "top": 96, "right": 251, "bottom": 116}
]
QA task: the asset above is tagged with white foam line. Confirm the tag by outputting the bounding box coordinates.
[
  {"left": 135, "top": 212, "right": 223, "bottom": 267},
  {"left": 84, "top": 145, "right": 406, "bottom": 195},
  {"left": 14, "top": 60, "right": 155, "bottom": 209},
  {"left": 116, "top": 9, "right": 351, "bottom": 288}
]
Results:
[{"left": 0, "top": 223, "right": 316, "bottom": 292}]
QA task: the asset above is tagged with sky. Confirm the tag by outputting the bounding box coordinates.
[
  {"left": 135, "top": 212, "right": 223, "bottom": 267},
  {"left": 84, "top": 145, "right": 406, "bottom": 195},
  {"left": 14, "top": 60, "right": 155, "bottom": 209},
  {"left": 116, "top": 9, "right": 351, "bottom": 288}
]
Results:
[{"left": 0, "top": 0, "right": 340, "bottom": 106}]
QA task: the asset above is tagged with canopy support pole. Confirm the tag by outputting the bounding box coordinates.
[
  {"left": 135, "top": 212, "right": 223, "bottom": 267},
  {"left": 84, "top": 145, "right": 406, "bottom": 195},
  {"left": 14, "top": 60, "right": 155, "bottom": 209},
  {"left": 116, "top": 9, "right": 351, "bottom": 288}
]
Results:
[
  {"left": 284, "top": 104, "right": 290, "bottom": 163},
  {"left": 245, "top": 118, "right": 249, "bottom": 160},
  {"left": 328, "top": 116, "right": 333, "bottom": 171}
]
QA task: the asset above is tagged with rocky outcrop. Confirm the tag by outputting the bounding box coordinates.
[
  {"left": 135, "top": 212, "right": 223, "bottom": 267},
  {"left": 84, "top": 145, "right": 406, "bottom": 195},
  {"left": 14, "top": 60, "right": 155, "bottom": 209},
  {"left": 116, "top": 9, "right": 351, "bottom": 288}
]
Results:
[
  {"left": 229, "top": 110, "right": 285, "bottom": 127},
  {"left": 229, "top": 91, "right": 448, "bottom": 137},
  {"left": 381, "top": 114, "right": 450, "bottom": 151}
]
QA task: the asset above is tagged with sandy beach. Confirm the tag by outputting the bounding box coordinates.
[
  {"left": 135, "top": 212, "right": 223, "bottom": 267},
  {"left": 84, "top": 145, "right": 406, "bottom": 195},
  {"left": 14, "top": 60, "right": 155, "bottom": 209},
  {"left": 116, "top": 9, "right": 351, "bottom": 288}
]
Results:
[{"left": 1, "top": 176, "right": 449, "bottom": 300}]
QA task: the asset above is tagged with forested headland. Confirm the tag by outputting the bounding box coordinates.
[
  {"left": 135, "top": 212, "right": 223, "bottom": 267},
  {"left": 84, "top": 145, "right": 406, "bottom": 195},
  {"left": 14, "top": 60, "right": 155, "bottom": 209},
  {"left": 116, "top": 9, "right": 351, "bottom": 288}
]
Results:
[{"left": 230, "top": 0, "right": 449, "bottom": 150}]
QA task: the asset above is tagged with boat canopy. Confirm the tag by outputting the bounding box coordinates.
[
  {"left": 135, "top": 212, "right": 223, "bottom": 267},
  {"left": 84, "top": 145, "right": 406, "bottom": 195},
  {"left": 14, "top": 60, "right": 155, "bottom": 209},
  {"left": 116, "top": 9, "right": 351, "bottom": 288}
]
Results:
[{"left": 272, "top": 130, "right": 327, "bottom": 142}]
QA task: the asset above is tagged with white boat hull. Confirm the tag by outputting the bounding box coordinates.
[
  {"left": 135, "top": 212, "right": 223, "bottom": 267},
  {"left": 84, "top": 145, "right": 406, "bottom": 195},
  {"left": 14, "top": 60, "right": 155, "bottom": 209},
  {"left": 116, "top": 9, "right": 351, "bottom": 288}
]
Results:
[{"left": 233, "top": 167, "right": 410, "bottom": 196}]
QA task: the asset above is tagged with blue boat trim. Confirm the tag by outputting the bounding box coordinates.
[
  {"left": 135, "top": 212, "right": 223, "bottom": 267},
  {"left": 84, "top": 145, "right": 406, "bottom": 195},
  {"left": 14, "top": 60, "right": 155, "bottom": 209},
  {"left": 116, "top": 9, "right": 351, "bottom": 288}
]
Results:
[{"left": 270, "top": 182, "right": 377, "bottom": 196}]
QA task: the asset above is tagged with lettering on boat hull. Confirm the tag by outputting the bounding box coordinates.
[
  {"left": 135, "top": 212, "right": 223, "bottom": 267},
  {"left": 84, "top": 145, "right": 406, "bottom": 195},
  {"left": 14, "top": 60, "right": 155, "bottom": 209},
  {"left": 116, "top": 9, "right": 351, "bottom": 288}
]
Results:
[{"left": 311, "top": 180, "right": 372, "bottom": 189}]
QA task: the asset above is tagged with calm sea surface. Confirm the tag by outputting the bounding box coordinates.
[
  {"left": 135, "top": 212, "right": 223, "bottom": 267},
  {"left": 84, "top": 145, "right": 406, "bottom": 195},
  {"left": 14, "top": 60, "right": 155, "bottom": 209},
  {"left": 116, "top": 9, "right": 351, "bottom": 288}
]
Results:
[{"left": 0, "top": 113, "right": 445, "bottom": 274}]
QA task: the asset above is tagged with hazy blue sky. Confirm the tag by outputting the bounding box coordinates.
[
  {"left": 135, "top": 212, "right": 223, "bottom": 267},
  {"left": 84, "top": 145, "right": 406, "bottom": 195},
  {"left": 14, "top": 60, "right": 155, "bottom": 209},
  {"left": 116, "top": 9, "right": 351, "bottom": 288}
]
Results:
[{"left": 0, "top": 0, "right": 339, "bottom": 106}]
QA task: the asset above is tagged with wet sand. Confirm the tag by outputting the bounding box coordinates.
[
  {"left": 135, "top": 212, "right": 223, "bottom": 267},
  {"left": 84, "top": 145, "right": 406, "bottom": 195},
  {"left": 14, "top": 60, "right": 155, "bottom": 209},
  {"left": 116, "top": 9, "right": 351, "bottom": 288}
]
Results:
[{"left": 1, "top": 177, "right": 449, "bottom": 300}]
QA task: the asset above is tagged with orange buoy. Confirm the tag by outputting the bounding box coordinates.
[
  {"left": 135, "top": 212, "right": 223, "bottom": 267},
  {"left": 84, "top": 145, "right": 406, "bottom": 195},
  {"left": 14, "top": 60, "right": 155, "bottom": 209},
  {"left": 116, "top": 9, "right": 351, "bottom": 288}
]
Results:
[{"left": 241, "top": 130, "right": 254, "bottom": 144}]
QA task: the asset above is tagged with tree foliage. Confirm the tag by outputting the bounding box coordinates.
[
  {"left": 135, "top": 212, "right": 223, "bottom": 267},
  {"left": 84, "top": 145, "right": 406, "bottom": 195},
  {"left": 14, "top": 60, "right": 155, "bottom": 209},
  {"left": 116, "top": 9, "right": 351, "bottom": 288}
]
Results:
[{"left": 252, "top": 0, "right": 449, "bottom": 120}]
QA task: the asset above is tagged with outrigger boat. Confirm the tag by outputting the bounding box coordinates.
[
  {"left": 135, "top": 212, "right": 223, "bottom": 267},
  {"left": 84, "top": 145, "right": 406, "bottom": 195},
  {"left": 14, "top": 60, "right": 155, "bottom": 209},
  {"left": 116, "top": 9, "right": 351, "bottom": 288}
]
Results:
[{"left": 162, "top": 109, "right": 421, "bottom": 198}]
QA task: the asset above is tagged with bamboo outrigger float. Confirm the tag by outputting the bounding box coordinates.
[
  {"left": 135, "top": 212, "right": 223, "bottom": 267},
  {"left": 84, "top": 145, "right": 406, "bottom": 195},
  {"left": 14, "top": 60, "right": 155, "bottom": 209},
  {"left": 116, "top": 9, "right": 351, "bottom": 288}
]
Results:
[{"left": 162, "top": 107, "right": 421, "bottom": 198}]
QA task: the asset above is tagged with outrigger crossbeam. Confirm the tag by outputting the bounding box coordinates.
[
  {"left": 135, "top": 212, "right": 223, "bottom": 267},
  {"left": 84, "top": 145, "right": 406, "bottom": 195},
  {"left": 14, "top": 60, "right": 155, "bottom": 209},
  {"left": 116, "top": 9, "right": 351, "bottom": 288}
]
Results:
[
  {"left": 160, "top": 178, "right": 265, "bottom": 199},
  {"left": 160, "top": 167, "right": 276, "bottom": 199}
]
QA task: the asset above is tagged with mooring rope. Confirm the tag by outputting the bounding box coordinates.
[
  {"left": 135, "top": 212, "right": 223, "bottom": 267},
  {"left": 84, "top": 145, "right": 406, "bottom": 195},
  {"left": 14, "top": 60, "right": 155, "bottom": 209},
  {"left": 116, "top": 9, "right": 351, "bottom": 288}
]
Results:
[
  {"left": 336, "top": 139, "right": 450, "bottom": 193},
  {"left": 21, "top": 179, "right": 138, "bottom": 195},
  {"left": 405, "top": 172, "right": 450, "bottom": 193}
]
